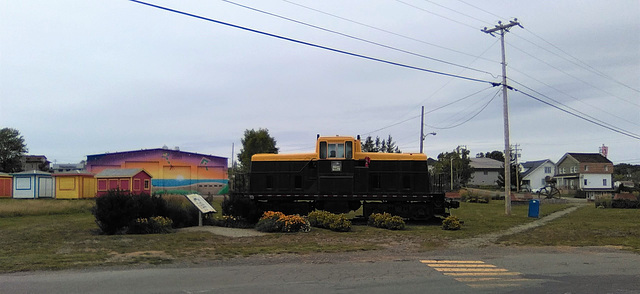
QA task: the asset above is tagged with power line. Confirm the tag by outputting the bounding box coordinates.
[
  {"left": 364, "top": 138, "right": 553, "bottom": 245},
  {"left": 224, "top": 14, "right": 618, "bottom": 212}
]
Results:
[
  {"left": 425, "top": 88, "right": 501, "bottom": 129},
  {"left": 516, "top": 29, "right": 640, "bottom": 93},
  {"left": 512, "top": 87, "right": 640, "bottom": 140},
  {"left": 394, "top": 0, "right": 478, "bottom": 30},
  {"left": 222, "top": 0, "right": 495, "bottom": 77},
  {"left": 361, "top": 86, "right": 495, "bottom": 135},
  {"left": 281, "top": 0, "right": 499, "bottom": 64},
  {"left": 509, "top": 78, "right": 640, "bottom": 136},
  {"left": 508, "top": 43, "right": 640, "bottom": 108},
  {"left": 129, "top": 0, "right": 497, "bottom": 85}
]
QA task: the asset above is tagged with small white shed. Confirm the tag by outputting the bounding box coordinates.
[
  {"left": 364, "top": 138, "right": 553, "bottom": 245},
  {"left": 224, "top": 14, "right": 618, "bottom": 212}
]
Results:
[{"left": 11, "top": 170, "right": 54, "bottom": 199}]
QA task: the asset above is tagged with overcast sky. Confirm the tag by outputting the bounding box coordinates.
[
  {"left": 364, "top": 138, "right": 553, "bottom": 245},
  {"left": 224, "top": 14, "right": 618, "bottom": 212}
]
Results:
[{"left": 1, "top": 0, "right": 638, "bottom": 166}]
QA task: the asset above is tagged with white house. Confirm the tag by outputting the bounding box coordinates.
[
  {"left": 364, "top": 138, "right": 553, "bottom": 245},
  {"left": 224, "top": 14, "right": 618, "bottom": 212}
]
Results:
[{"left": 520, "top": 160, "right": 555, "bottom": 191}]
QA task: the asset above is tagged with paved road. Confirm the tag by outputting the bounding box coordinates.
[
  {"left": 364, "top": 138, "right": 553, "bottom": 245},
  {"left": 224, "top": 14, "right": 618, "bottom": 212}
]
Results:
[{"left": 1, "top": 246, "right": 638, "bottom": 294}]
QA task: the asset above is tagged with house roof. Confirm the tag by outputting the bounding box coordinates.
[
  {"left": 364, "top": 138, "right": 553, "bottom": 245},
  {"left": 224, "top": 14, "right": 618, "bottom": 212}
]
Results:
[
  {"left": 567, "top": 153, "right": 611, "bottom": 163},
  {"left": 521, "top": 159, "right": 554, "bottom": 177},
  {"left": 470, "top": 158, "right": 503, "bottom": 169},
  {"left": 95, "top": 168, "right": 151, "bottom": 178},
  {"left": 53, "top": 170, "right": 95, "bottom": 176}
]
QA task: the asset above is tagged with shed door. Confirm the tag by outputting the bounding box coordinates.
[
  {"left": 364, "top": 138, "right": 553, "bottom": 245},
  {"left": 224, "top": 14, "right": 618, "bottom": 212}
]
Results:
[{"left": 38, "top": 177, "right": 53, "bottom": 198}]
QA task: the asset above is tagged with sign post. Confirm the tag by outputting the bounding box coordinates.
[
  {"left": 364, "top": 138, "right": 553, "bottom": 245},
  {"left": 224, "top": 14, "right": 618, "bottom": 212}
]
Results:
[{"left": 185, "top": 194, "right": 217, "bottom": 226}]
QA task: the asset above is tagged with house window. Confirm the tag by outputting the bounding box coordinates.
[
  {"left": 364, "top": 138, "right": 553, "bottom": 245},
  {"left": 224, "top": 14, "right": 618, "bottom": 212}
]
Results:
[
  {"left": 603, "top": 179, "right": 607, "bottom": 187},
  {"left": 483, "top": 171, "right": 488, "bottom": 175},
  {"left": 570, "top": 166, "right": 577, "bottom": 173},
  {"left": 604, "top": 165, "right": 609, "bottom": 171},
  {"left": 544, "top": 167, "right": 551, "bottom": 173},
  {"left": 584, "top": 165, "right": 589, "bottom": 171},
  {"left": 144, "top": 179, "right": 150, "bottom": 190},
  {"left": 584, "top": 179, "right": 588, "bottom": 186}
]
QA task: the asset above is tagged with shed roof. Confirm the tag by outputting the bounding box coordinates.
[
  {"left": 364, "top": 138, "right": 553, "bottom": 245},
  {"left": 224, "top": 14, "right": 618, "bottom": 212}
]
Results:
[
  {"left": 95, "top": 168, "right": 151, "bottom": 178},
  {"left": 11, "top": 170, "right": 52, "bottom": 176}
]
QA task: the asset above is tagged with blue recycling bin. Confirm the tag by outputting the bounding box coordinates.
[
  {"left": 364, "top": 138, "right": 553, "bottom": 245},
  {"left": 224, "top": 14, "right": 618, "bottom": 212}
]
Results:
[{"left": 528, "top": 199, "right": 540, "bottom": 218}]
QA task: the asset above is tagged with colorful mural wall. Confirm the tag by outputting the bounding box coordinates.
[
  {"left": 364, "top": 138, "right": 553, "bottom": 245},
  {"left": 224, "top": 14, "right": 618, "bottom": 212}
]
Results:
[{"left": 86, "top": 148, "right": 228, "bottom": 195}]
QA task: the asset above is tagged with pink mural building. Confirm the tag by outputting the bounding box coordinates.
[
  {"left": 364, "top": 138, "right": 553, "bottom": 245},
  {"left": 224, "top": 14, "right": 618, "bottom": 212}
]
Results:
[{"left": 86, "top": 148, "right": 228, "bottom": 195}]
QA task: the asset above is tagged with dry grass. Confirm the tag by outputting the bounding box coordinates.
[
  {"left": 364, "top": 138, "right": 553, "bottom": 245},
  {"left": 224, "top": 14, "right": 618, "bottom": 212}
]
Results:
[{"left": 0, "top": 199, "right": 94, "bottom": 217}]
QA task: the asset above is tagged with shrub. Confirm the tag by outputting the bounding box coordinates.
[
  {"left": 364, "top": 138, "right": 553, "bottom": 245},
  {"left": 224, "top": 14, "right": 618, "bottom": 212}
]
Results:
[
  {"left": 160, "top": 196, "right": 199, "bottom": 228},
  {"left": 255, "top": 211, "right": 310, "bottom": 233},
  {"left": 221, "top": 194, "right": 261, "bottom": 223},
  {"left": 209, "top": 215, "right": 254, "bottom": 228},
  {"left": 442, "top": 215, "right": 462, "bottom": 231},
  {"left": 308, "top": 210, "right": 351, "bottom": 232},
  {"left": 93, "top": 190, "right": 137, "bottom": 234},
  {"left": 127, "top": 216, "right": 174, "bottom": 234},
  {"left": 93, "top": 190, "right": 204, "bottom": 234},
  {"left": 367, "top": 213, "right": 406, "bottom": 230}
]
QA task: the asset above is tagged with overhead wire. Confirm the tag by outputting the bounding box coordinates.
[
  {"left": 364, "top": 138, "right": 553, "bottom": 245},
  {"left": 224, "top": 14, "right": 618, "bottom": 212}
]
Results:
[
  {"left": 221, "top": 0, "right": 495, "bottom": 77},
  {"left": 511, "top": 86, "right": 640, "bottom": 140},
  {"left": 281, "top": 0, "right": 499, "bottom": 64},
  {"left": 129, "top": 0, "right": 498, "bottom": 85},
  {"left": 425, "top": 88, "right": 501, "bottom": 129}
]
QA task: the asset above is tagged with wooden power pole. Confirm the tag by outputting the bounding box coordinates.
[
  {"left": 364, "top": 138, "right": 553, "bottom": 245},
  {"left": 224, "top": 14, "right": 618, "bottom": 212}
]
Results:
[{"left": 482, "top": 19, "right": 522, "bottom": 216}]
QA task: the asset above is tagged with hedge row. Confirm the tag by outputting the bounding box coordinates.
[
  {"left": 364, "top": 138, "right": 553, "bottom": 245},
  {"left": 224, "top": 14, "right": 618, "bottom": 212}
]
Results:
[{"left": 308, "top": 210, "right": 352, "bottom": 232}]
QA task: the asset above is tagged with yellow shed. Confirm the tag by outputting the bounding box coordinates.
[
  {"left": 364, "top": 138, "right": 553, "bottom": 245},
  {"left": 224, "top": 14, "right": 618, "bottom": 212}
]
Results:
[{"left": 54, "top": 172, "right": 97, "bottom": 199}]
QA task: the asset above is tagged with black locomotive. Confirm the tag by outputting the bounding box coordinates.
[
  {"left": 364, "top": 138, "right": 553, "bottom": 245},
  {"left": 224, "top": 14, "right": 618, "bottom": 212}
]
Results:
[{"left": 234, "top": 135, "right": 458, "bottom": 220}]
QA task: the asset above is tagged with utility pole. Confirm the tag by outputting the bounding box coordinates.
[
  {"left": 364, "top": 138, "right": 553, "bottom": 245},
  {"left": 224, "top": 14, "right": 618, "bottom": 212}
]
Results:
[
  {"left": 482, "top": 19, "right": 522, "bottom": 216},
  {"left": 420, "top": 106, "right": 424, "bottom": 154}
]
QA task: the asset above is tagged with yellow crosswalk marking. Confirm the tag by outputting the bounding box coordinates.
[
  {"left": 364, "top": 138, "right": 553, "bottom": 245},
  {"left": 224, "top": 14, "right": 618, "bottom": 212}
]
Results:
[
  {"left": 420, "top": 260, "right": 485, "bottom": 264},
  {"left": 443, "top": 272, "right": 521, "bottom": 276},
  {"left": 427, "top": 264, "right": 496, "bottom": 268},
  {"left": 420, "top": 259, "right": 535, "bottom": 289}
]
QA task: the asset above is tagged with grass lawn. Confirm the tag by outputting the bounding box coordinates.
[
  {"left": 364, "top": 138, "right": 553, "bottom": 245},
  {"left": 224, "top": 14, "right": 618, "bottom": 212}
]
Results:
[
  {"left": 1, "top": 198, "right": 633, "bottom": 272},
  {"left": 498, "top": 205, "right": 640, "bottom": 252}
]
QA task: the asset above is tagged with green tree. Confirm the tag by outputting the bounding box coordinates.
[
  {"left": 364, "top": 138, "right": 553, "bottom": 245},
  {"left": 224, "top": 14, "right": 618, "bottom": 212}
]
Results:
[
  {"left": 237, "top": 128, "right": 278, "bottom": 173},
  {"left": 497, "top": 163, "right": 522, "bottom": 191},
  {"left": 361, "top": 135, "right": 401, "bottom": 153},
  {"left": 433, "top": 147, "right": 472, "bottom": 190},
  {"left": 0, "top": 128, "right": 28, "bottom": 173}
]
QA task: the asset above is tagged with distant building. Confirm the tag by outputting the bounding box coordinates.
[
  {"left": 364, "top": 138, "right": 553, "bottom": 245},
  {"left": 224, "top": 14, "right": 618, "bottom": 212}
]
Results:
[
  {"left": 86, "top": 148, "right": 228, "bottom": 195},
  {"left": 20, "top": 155, "right": 50, "bottom": 172},
  {"left": 52, "top": 161, "right": 86, "bottom": 173},
  {"left": 554, "top": 153, "right": 614, "bottom": 199},
  {"left": 520, "top": 160, "right": 555, "bottom": 191},
  {"left": 468, "top": 157, "right": 503, "bottom": 187}
]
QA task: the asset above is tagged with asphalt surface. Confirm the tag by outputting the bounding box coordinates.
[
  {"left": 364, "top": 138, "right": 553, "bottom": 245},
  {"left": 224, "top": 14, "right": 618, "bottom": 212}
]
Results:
[{"left": 1, "top": 246, "right": 638, "bottom": 294}]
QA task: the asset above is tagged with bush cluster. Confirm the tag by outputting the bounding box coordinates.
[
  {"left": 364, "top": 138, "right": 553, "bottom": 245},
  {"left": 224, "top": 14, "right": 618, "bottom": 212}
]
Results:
[
  {"left": 92, "top": 190, "right": 201, "bottom": 234},
  {"left": 209, "top": 215, "right": 254, "bottom": 228},
  {"left": 367, "top": 213, "right": 406, "bottom": 230},
  {"left": 255, "top": 211, "right": 311, "bottom": 233},
  {"left": 442, "top": 215, "right": 462, "bottom": 231},
  {"left": 307, "top": 210, "right": 352, "bottom": 232},
  {"left": 460, "top": 190, "right": 491, "bottom": 203},
  {"left": 127, "top": 216, "right": 174, "bottom": 234}
]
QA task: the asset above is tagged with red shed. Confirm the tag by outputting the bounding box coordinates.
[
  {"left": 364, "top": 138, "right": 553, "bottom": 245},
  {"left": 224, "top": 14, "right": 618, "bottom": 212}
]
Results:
[
  {"left": 95, "top": 169, "right": 152, "bottom": 197},
  {"left": 0, "top": 172, "right": 12, "bottom": 198}
]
